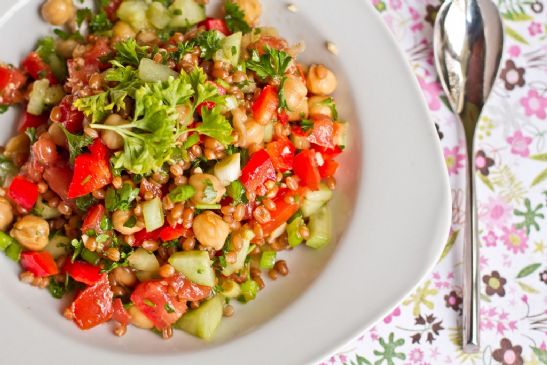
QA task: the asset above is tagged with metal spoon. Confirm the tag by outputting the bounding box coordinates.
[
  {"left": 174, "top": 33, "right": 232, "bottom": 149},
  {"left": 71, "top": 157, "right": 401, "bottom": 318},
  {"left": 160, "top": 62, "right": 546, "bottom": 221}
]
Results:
[{"left": 433, "top": 0, "right": 503, "bottom": 353}]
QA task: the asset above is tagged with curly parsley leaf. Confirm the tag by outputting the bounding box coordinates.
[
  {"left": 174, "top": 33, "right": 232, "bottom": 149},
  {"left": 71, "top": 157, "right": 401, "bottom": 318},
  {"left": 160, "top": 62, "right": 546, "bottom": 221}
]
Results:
[
  {"left": 227, "top": 180, "right": 246, "bottom": 203},
  {"left": 114, "top": 39, "right": 148, "bottom": 67},
  {"left": 193, "top": 30, "right": 223, "bottom": 60},
  {"left": 75, "top": 194, "right": 98, "bottom": 212},
  {"left": 169, "top": 184, "right": 196, "bottom": 203},
  {"left": 105, "top": 183, "right": 140, "bottom": 212},
  {"left": 246, "top": 47, "right": 292, "bottom": 82},
  {"left": 89, "top": 12, "right": 112, "bottom": 33},
  {"left": 59, "top": 125, "right": 94, "bottom": 164},
  {"left": 224, "top": 1, "right": 251, "bottom": 34},
  {"left": 192, "top": 106, "right": 234, "bottom": 145}
]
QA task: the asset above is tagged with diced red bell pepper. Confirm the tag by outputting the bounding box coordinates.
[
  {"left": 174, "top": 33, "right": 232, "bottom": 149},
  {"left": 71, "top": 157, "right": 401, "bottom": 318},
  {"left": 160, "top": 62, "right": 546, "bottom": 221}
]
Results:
[
  {"left": 252, "top": 85, "right": 279, "bottom": 125},
  {"left": 293, "top": 150, "right": 321, "bottom": 190},
  {"left": 103, "top": 0, "right": 123, "bottom": 21},
  {"left": 20, "top": 251, "right": 59, "bottom": 277},
  {"left": 43, "top": 165, "right": 72, "bottom": 201},
  {"left": 266, "top": 138, "right": 295, "bottom": 173},
  {"left": 112, "top": 298, "right": 131, "bottom": 325},
  {"left": 81, "top": 204, "right": 106, "bottom": 234},
  {"left": 63, "top": 260, "right": 104, "bottom": 285},
  {"left": 18, "top": 111, "right": 49, "bottom": 132},
  {"left": 83, "top": 37, "right": 112, "bottom": 70},
  {"left": 67, "top": 140, "right": 112, "bottom": 199},
  {"left": 314, "top": 144, "right": 343, "bottom": 160},
  {"left": 66, "top": 60, "right": 100, "bottom": 91},
  {"left": 133, "top": 227, "right": 162, "bottom": 246},
  {"left": 261, "top": 188, "right": 306, "bottom": 235},
  {"left": 8, "top": 176, "right": 39, "bottom": 210},
  {"left": 70, "top": 275, "right": 113, "bottom": 330},
  {"left": 0, "top": 65, "right": 27, "bottom": 105},
  {"left": 130, "top": 275, "right": 211, "bottom": 329},
  {"left": 199, "top": 18, "right": 230, "bottom": 35},
  {"left": 277, "top": 109, "right": 289, "bottom": 125},
  {"left": 56, "top": 95, "right": 85, "bottom": 133},
  {"left": 159, "top": 225, "right": 187, "bottom": 242},
  {"left": 307, "top": 115, "right": 335, "bottom": 149},
  {"left": 21, "top": 52, "right": 56, "bottom": 84},
  {"left": 240, "top": 149, "right": 276, "bottom": 194},
  {"left": 318, "top": 159, "right": 339, "bottom": 178}
]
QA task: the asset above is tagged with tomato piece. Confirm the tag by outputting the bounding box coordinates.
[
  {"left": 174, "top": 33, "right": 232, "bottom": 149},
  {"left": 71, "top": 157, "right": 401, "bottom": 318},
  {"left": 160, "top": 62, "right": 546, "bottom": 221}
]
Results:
[
  {"left": 318, "top": 159, "right": 339, "bottom": 178},
  {"left": 314, "top": 144, "right": 343, "bottom": 160},
  {"left": 261, "top": 188, "right": 306, "bottom": 234},
  {"left": 63, "top": 260, "right": 104, "bottom": 285},
  {"left": 21, "top": 52, "right": 57, "bottom": 84},
  {"left": 43, "top": 165, "right": 72, "bottom": 201},
  {"left": 252, "top": 85, "right": 279, "bottom": 125},
  {"left": 159, "top": 225, "right": 187, "bottom": 242},
  {"left": 199, "top": 18, "right": 230, "bottom": 35},
  {"left": 240, "top": 149, "right": 276, "bottom": 194},
  {"left": 81, "top": 204, "right": 106, "bottom": 234},
  {"left": 0, "top": 65, "right": 27, "bottom": 105},
  {"left": 20, "top": 251, "right": 59, "bottom": 277},
  {"left": 307, "top": 115, "right": 335, "bottom": 149},
  {"left": 8, "top": 176, "right": 39, "bottom": 210},
  {"left": 277, "top": 109, "right": 289, "bottom": 125},
  {"left": 67, "top": 141, "right": 112, "bottom": 199},
  {"left": 103, "top": 0, "right": 123, "bottom": 21},
  {"left": 66, "top": 60, "right": 99, "bottom": 91},
  {"left": 70, "top": 276, "right": 114, "bottom": 330},
  {"left": 83, "top": 38, "right": 112, "bottom": 70},
  {"left": 266, "top": 138, "right": 295, "bottom": 173},
  {"left": 251, "top": 36, "right": 288, "bottom": 54},
  {"left": 133, "top": 227, "right": 162, "bottom": 246},
  {"left": 112, "top": 298, "right": 130, "bottom": 325},
  {"left": 56, "top": 95, "right": 85, "bottom": 133},
  {"left": 18, "top": 111, "right": 48, "bottom": 132},
  {"left": 171, "top": 275, "right": 212, "bottom": 301},
  {"left": 293, "top": 150, "right": 321, "bottom": 190},
  {"left": 196, "top": 100, "right": 216, "bottom": 116}
]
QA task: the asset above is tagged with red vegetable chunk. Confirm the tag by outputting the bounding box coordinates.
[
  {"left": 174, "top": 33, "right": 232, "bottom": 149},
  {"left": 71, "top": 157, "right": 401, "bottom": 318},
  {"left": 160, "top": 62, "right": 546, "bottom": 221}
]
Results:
[
  {"left": 293, "top": 150, "right": 321, "bottom": 190},
  {"left": 20, "top": 251, "right": 59, "bottom": 277},
  {"left": 67, "top": 140, "right": 112, "bottom": 199},
  {"left": 63, "top": 260, "right": 104, "bottom": 285},
  {"left": 112, "top": 298, "right": 130, "bottom": 325},
  {"left": 266, "top": 138, "right": 295, "bottom": 173},
  {"left": 0, "top": 65, "right": 26, "bottom": 105},
  {"left": 21, "top": 52, "right": 56, "bottom": 84},
  {"left": 199, "top": 18, "right": 230, "bottom": 35},
  {"left": 240, "top": 149, "right": 276, "bottom": 194},
  {"left": 18, "top": 111, "right": 49, "bottom": 132},
  {"left": 81, "top": 204, "right": 106, "bottom": 234},
  {"left": 70, "top": 275, "right": 114, "bottom": 330},
  {"left": 252, "top": 85, "right": 279, "bottom": 125},
  {"left": 8, "top": 176, "right": 39, "bottom": 210}
]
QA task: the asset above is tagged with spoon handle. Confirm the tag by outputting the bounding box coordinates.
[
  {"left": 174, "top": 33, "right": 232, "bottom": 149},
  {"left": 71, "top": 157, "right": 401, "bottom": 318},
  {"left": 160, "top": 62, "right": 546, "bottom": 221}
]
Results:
[{"left": 463, "top": 140, "right": 480, "bottom": 353}]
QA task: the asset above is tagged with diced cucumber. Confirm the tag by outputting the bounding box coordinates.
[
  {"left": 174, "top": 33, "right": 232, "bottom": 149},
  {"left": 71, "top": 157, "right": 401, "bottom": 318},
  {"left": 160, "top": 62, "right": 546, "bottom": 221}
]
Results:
[
  {"left": 146, "top": 2, "right": 171, "bottom": 29},
  {"left": 220, "top": 279, "right": 240, "bottom": 298},
  {"left": 214, "top": 32, "right": 242, "bottom": 66},
  {"left": 169, "top": 0, "right": 206, "bottom": 28},
  {"left": 306, "top": 205, "right": 332, "bottom": 249},
  {"left": 44, "top": 234, "right": 69, "bottom": 259},
  {"left": 334, "top": 121, "right": 348, "bottom": 147},
  {"left": 263, "top": 121, "right": 274, "bottom": 143},
  {"left": 81, "top": 248, "right": 101, "bottom": 265},
  {"left": 27, "top": 79, "right": 50, "bottom": 116},
  {"left": 214, "top": 153, "right": 240, "bottom": 186},
  {"left": 287, "top": 215, "right": 305, "bottom": 247},
  {"left": 168, "top": 250, "right": 215, "bottom": 287},
  {"left": 301, "top": 183, "right": 333, "bottom": 217},
  {"left": 128, "top": 248, "right": 160, "bottom": 272},
  {"left": 117, "top": 1, "right": 151, "bottom": 31},
  {"left": 221, "top": 229, "right": 254, "bottom": 276},
  {"left": 0, "top": 231, "right": 16, "bottom": 251},
  {"left": 43, "top": 85, "right": 65, "bottom": 105},
  {"left": 33, "top": 196, "right": 61, "bottom": 219},
  {"left": 259, "top": 251, "right": 276, "bottom": 270},
  {"left": 175, "top": 294, "right": 224, "bottom": 340},
  {"left": 142, "top": 197, "right": 164, "bottom": 232},
  {"left": 138, "top": 58, "right": 178, "bottom": 82},
  {"left": 238, "top": 279, "right": 259, "bottom": 303}
]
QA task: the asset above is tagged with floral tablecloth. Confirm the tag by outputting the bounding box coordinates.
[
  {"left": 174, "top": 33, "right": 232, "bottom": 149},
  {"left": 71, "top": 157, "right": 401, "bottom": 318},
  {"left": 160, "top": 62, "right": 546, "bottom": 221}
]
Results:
[{"left": 319, "top": 0, "right": 547, "bottom": 364}]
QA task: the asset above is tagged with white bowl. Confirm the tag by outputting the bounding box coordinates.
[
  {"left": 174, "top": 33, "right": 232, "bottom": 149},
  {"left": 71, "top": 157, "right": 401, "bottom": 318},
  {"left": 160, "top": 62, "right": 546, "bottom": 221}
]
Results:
[{"left": 0, "top": 0, "right": 451, "bottom": 364}]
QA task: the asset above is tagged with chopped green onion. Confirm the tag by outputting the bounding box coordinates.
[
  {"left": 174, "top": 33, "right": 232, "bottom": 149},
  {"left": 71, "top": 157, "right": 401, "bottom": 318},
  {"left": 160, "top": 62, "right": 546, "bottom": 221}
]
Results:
[
  {"left": 81, "top": 248, "right": 101, "bottom": 265},
  {"left": 238, "top": 279, "right": 259, "bottom": 303},
  {"left": 5, "top": 242, "right": 22, "bottom": 262},
  {"left": 0, "top": 231, "right": 16, "bottom": 251},
  {"left": 287, "top": 215, "right": 305, "bottom": 247},
  {"left": 259, "top": 251, "right": 276, "bottom": 270},
  {"left": 195, "top": 204, "right": 221, "bottom": 210}
]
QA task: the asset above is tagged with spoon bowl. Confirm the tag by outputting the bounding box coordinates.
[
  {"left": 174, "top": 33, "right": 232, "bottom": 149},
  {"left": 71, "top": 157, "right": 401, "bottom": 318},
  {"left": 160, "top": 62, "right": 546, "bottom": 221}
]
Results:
[{"left": 433, "top": 0, "right": 503, "bottom": 353}]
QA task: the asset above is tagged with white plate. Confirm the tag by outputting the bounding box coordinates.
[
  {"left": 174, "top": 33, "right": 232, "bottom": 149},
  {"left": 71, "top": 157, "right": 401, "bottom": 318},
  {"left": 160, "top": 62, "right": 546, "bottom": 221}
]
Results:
[{"left": 0, "top": 1, "right": 451, "bottom": 364}]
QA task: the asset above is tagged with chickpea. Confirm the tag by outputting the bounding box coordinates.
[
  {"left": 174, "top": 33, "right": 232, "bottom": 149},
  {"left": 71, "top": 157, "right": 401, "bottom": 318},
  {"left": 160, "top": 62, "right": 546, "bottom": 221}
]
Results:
[
  {"left": 41, "top": 0, "right": 75, "bottom": 26},
  {"left": 283, "top": 75, "right": 309, "bottom": 121},
  {"left": 231, "top": 107, "right": 248, "bottom": 146},
  {"left": 243, "top": 120, "right": 265, "bottom": 147},
  {"left": 110, "top": 267, "right": 137, "bottom": 287},
  {"left": 189, "top": 174, "right": 226, "bottom": 205},
  {"left": 112, "top": 210, "right": 144, "bottom": 235},
  {"left": 193, "top": 211, "right": 230, "bottom": 250},
  {"left": 0, "top": 197, "right": 14, "bottom": 231},
  {"left": 4, "top": 134, "right": 30, "bottom": 164},
  {"left": 128, "top": 305, "right": 154, "bottom": 329},
  {"left": 10, "top": 215, "right": 49, "bottom": 251},
  {"left": 112, "top": 21, "right": 136, "bottom": 43},
  {"left": 306, "top": 64, "right": 337, "bottom": 96},
  {"left": 308, "top": 96, "right": 333, "bottom": 118},
  {"left": 136, "top": 30, "right": 158, "bottom": 45},
  {"left": 55, "top": 38, "right": 78, "bottom": 59},
  {"left": 101, "top": 114, "right": 126, "bottom": 150},
  {"left": 231, "top": 0, "right": 262, "bottom": 26}
]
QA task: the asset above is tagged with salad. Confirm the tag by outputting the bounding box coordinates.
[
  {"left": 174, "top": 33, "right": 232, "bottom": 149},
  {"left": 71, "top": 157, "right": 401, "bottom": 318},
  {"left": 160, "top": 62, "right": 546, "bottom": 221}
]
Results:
[{"left": 0, "top": 0, "right": 346, "bottom": 340}]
